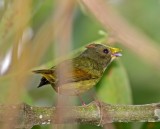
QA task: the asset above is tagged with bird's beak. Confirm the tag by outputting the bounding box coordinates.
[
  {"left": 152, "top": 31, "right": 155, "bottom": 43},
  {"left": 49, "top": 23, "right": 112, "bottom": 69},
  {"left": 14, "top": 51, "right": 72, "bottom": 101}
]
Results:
[{"left": 110, "top": 47, "right": 122, "bottom": 57}]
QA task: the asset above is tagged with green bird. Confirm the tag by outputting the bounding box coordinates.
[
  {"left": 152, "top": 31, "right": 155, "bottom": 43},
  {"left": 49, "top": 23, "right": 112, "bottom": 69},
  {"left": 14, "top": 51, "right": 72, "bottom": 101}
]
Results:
[{"left": 33, "top": 43, "right": 122, "bottom": 96}]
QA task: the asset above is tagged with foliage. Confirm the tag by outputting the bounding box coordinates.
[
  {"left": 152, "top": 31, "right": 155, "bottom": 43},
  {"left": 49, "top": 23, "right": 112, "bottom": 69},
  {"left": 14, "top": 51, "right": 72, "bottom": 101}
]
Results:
[{"left": 0, "top": 0, "right": 160, "bottom": 129}]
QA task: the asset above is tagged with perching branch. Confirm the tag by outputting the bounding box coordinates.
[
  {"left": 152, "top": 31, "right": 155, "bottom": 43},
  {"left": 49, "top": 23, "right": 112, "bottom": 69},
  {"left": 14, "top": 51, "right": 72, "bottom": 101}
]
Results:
[{"left": 1, "top": 101, "right": 160, "bottom": 128}]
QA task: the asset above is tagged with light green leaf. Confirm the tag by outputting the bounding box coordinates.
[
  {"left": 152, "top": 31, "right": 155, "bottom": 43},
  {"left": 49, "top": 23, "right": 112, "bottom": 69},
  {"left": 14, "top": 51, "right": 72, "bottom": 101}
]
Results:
[
  {"left": 141, "top": 123, "right": 160, "bottom": 129},
  {"left": 97, "top": 60, "right": 132, "bottom": 104}
]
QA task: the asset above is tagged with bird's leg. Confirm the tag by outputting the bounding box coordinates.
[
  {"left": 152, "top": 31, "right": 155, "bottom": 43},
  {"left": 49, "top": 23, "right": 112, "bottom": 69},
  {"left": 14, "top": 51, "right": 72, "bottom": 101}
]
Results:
[{"left": 77, "top": 94, "right": 86, "bottom": 106}]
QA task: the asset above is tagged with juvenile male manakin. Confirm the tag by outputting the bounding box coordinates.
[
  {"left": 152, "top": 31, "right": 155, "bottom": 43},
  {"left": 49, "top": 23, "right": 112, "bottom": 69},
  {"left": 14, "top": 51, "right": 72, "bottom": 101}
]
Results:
[{"left": 33, "top": 43, "right": 122, "bottom": 96}]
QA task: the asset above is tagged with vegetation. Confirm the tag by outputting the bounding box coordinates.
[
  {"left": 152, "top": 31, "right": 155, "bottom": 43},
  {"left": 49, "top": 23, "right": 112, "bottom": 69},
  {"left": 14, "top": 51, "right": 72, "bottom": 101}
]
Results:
[{"left": 0, "top": 0, "right": 160, "bottom": 129}]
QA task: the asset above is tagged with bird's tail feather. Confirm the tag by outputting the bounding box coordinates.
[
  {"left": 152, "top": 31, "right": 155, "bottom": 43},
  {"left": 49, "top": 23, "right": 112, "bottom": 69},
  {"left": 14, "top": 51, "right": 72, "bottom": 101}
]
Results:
[{"left": 33, "top": 69, "right": 53, "bottom": 74}]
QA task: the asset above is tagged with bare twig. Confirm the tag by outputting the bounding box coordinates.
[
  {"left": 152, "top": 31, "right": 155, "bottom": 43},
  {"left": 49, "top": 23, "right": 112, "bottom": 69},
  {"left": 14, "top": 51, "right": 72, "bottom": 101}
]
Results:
[{"left": 1, "top": 101, "right": 160, "bottom": 129}]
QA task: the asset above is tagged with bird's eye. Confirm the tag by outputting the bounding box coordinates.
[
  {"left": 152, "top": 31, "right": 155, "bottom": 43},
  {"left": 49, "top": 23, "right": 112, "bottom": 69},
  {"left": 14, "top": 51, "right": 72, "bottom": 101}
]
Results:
[{"left": 103, "top": 49, "right": 109, "bottom": 54}]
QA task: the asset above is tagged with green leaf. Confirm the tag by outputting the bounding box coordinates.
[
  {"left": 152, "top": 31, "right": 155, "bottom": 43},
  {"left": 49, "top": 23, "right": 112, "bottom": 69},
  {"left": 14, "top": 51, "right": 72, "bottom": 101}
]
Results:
[
  {"left": 97, "top": 60, "right": 132, "bottom": 104},
  {"left": 141, "top": 123, "right": 160, "bottom": 129},
  {"left": 115, "top": 123, "right": 132, "bottom": 129},
  {"left": 32, "top": 125, "right": 52, "bottom": 129},
  {"left": 22, "top": 92, "right": 33, "bottom": 105}
]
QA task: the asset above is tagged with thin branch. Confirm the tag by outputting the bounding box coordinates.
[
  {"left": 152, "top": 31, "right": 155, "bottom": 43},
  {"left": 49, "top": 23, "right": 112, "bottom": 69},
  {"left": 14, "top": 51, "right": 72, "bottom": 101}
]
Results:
[{"left": 1, "top": 101, "right": 160, "bottom": 128}]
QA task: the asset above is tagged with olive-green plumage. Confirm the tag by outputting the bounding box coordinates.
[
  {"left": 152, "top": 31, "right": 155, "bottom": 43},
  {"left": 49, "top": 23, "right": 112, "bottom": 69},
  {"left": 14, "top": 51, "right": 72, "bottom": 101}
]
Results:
[{"left": 33, "top": 43, "right": 122, "bottom": 95}]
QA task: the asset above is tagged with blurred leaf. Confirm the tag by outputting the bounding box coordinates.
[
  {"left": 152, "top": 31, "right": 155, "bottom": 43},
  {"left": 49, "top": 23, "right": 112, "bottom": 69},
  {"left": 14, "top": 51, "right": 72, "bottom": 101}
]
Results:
[
  {"left": 80, "top": 124, "right": 101, "bottom": 129},
  {"left": 73, "top": 8, "right": 103, "bottom": 49},
  {"left": 0, "top": 78, "right": 10, "bottom": 103},
  {"left": 115, "top": 123, "right": 132, "bottom": 129},
  {"left": 33, "top": 38, "right": 109, "bottom": 69},
  {"left": 97, "top": 60, "right": 132, "bottom": 104},
  {"left": 22, "top": 92, "right": 33, "bottom": 105},
  {"left": 32, "top": 125, "right": 52, "bottom": 129},
  {"left": 32, "top": 0, "right": 54, "bottom": 31},
  {"left": 141, "top": 123, "right": 160, "bottom": 129}
]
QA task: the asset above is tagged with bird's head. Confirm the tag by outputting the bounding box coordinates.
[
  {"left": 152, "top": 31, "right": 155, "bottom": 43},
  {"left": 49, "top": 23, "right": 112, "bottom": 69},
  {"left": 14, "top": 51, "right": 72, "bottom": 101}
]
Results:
[{"left": 83, "top": 43, "right": 122, "bottom": 67}]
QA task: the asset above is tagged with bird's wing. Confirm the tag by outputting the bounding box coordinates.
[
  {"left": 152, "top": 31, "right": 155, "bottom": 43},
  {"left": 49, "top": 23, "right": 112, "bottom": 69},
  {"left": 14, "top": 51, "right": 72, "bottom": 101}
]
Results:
[
  {"left": 62, "top": 67, "right": 93, "bottom": 82},
  {"left": 54, "top": 58, "right": 98, "bottom": 84},
  {"left": 33, "top": 62, "right": 97, "bottom": 85}
]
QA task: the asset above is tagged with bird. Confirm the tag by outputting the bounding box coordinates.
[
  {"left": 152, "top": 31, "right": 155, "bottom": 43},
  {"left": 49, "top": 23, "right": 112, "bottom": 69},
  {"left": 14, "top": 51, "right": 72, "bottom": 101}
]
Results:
[{"left": 33, "top": 43, "right": 122, "bottom": 96}]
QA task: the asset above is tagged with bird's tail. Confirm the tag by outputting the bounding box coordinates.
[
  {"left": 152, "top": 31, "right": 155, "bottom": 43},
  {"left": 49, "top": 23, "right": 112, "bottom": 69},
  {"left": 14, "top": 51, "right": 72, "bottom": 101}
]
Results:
[
  {"left": 33, "top": 69, "right": 55, "bottom": 85},
  {"left": 33, "top": 69, "right": 53, "bottom": 74}
]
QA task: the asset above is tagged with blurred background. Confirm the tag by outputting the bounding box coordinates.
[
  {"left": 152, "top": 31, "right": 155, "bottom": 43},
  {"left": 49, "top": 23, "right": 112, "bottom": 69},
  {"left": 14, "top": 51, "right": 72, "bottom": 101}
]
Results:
[{"left": 0, "top": 0, "right": 160, "bottom": 129}]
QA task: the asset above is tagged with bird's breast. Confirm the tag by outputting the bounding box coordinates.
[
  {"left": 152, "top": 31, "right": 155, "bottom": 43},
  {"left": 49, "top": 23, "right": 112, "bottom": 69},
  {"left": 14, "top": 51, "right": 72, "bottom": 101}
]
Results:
[{"left": 54, "top": 78, "right": 99, "bottom": 96}]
